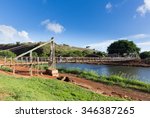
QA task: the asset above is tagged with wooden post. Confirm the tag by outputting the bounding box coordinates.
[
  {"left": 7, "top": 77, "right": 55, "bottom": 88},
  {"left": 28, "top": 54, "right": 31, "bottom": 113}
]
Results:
[
  {"left": 10, "top": 57, "right": 13, "bottom": 67},
  {"left": 48, "top": 39, "right": 56, "bottom": 69},
  {"left": 47, "top": 38, "right": 59, "bottom": 77},
  {"left": 13, "top": 65, "right": 15, "bottom": 75},
  {"left": 41, "top": 59, "right": 43, "bottom": 75},
  {"left": 21, "top": 57, "right": 23, "bottom": 64},
  {"left": 12, "top": 58, "right": 15, "bottom": 75},
  {"left": 30, "top": 51, "right": 33, "bottom": 76},
  {"left": 25, "top": 57, "right": 27, "bottom": 64},
  {"left": 37, "top": 57, "right": 39, "bottom": 75},
  {"left": 4, "top": 57, "right": 6, "bottom": 65}
]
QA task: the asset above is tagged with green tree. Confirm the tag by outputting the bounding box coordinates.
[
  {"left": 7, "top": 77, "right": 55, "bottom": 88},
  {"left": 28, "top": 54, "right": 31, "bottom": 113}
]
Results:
[
  {"left": 95, "top": 51, "right": 107, "bottom": 57},
  {"left": 140, "top": 51, "right": 150, "bottom": 59},
  {"left": 64, "top": 50, "right": 83, "bottom": 57},
  {"left": 107, "top": 40, "right": 140, "bottom": 56},
  {"left": 32, "top": 52, "right": 38, "bottom": 57},
  {"left": 16, "top": 42, "right": 20, "bottom": 46},
  {"left": 0, "top": 50, "right": 16, "bottom": 58},
  {"left": 82, "top": 50, "right": 92, "bottom": 57}
]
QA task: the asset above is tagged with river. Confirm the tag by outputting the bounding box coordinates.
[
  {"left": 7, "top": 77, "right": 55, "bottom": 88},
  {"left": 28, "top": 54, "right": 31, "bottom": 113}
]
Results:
[{"left": 57, "top": 63, "right": 150, "bottom": 83}]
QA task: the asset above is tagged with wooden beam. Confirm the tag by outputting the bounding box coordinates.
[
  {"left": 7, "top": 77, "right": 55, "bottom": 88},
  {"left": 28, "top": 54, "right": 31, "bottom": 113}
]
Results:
[{"left": 15, "top": 37, "right": 54, "bottom": 59}]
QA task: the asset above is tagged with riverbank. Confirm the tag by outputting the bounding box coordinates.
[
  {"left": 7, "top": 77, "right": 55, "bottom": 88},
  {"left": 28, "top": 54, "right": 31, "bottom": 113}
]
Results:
[
  {"left": 60, "top": 73, "right": 150, "bottom": 100},
  {"left": 58, "top": 68, "right": 150, "bottom": 93},
  {"left": 56, "top": 57, "right": 150, "bottom": 67},
  {"left": 82, "top": 60, "right": 150, "bottom": 67}
]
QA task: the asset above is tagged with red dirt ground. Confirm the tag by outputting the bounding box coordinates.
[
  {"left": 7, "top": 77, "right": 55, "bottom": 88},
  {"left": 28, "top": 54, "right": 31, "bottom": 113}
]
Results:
[
  {"left": 0, "top": 63, "right": 150, "bottom": 101},
  {"left": 60, "top": 73, "right": 150, "bottom": 100}
]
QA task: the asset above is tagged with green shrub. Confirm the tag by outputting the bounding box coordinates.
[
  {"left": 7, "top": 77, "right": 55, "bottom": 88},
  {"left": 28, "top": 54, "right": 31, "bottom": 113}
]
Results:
[
  {"left": 145, "top": 58, "right": 150, "bottom": 64},
  {"left": 0, "top": 66, "right": 12, "bottom": 72},
  {"left": 0, "top": 50, "right": 16, "bottom": 58},
  {"left": 140, "top": 51, "right": 150, "bottom": 59},
  {"left": 58, "top": 68, "right": 150, "bottom": 93}
]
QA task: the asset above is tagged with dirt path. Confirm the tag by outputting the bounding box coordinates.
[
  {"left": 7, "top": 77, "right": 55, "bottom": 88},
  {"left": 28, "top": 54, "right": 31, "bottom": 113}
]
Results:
[
  {"left": 60, "top": 73, "right": 150, "bottom": 101},
  {"left": 0, "top": 63, "right": 150, "bottom": 100}
]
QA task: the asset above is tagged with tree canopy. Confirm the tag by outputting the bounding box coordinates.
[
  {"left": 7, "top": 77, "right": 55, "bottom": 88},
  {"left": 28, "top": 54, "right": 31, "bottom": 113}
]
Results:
[
  {"left": 140, "top": 51, "right": 150, "bottom": 59},
  {"left": 107, "top": 40, "right": 140, "bottom": 56}
]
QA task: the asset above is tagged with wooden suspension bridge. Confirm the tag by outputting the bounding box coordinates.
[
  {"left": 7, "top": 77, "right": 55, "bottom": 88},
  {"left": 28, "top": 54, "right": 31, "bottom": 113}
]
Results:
[
  {"left": 0, "top": 56, "right": 139, "bottom": 66},
  {"left": 0, "top": 56, "right": 139, "bottom": 76},
  {"left": 0, "top": 37, "right": 140, "bottom": 76}
]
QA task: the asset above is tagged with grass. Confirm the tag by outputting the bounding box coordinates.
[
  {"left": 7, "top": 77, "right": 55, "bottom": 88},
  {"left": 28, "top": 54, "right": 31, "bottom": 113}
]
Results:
[
  {"left": 0, "top": 66, "right": 12, "bottom": 72},
  {"left": 0, "top": 74, "right": 124, "bottom": 101},
  {"left": 34, "top": 64, "right": 49, "bottom": 70},
  {"left": 58, "top": 68, "right": 150, "bottom": 93}
]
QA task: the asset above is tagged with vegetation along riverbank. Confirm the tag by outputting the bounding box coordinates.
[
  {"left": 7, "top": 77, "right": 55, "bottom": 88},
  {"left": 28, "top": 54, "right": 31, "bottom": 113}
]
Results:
[{"left": 58, "top": 68, "right": 150, "bottom": 93}]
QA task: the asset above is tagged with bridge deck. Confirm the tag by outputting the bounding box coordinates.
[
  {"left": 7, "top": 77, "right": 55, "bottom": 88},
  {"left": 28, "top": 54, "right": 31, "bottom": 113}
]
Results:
[{"left": 0, "top": 57, "right": 139, "bottom": 66}]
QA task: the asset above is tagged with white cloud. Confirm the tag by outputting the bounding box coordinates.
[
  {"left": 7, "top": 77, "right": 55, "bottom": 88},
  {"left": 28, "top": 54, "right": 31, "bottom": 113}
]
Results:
[
  {"left": 87, "top": 39, "right": 150, "bottom": 52},
  {"left": 137, "top": 41, "right": 150, "bottom": 51},
  {"left": 105, "top": 2, "right": 112, "bottom": 12},
  {"left": 0, "top": 25, "right": 16, "bottom": 39},
  {"left": 136, "top": 0, "right": 150, "bottom": 16},
  {"left": 0, "top": 25, "right": 32, "bottom": 43},
  {"left": 85, "top": 33, "right": 150, "bottom": 52},
  {"left": 41, "top": 19, "right": 65, "bottom": 34},
  {"left": 120, "top": 34, "right": 150, "bottom": 40},
  {"left": 138, "top": 41, "right": 150, "bottom": 46},
  {"left": 87, "top": 40, "right": 115, "bottom": 52},
  {"left": 18, "top": 31, "right": 30, "bottom": 39}
]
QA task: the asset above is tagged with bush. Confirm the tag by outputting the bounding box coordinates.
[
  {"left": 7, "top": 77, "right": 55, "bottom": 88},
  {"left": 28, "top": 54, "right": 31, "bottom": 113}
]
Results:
[
  {"left": 82, "top": 50, "right": 92, "bottom": 57},
  {"left": 0, "top": 66, "right": 12, "bottom": 72},
  {"left": 0, "top": 50, "right": 16, "bottom": 58},
  {"left": 145, "top": 58, "right": 150, "bottom": 64},
  {"left": 32, "top": 52, "right": 38, "bottom": 57},
  {"left": 58, "top": 68, "right": 150, "bottom": 93},
  {"left": 140, "top": 51, "right": 150, "bottom": 59},
  {"left": 63, "top": 50, "right": 83, "bottom": 57}
]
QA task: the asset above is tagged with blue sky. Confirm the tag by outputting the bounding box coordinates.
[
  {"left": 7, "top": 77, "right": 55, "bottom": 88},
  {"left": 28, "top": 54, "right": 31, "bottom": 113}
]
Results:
[{"left": 0, "top": 0, "right": 150, "bottom": 52}]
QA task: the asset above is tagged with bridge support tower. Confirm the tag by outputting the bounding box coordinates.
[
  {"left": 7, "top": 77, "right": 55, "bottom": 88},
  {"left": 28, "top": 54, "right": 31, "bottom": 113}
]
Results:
[{"left": 46, "top": 37, "right": 59, "bottom": 77}]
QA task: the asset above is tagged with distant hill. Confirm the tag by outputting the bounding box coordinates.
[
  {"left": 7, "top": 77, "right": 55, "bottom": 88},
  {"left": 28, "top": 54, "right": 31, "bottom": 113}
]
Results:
[
  {"left": 0, "top": 42, "right": 38, "bottom": 56},
  {"left": 0, "top": 42, "right": 105, "bottom": 57}
]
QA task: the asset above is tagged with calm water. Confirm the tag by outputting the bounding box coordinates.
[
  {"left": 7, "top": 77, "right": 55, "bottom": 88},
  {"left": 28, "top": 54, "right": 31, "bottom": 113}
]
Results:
[{"left": 57, "top": 63, "right": 150, "bottom": 83}]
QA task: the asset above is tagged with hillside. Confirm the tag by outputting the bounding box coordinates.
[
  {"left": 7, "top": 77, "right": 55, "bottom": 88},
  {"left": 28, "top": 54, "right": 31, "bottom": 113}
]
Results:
[
  {"left": 0, "top": 42, "right": 39, "bottom": 56},
  {"left": 0, "top": 42, "right": 99, "bottom": 57},
  {"left": 0, "top": 73, "right": 123, "bottom": 101}
]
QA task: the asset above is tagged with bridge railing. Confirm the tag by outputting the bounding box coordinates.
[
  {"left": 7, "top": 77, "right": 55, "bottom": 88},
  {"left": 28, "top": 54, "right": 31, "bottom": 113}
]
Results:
[
  {"left": 55, "top": 57, "right": 139, "bottom": 63},
  {"left": 0, "top": 56, "right": 139, "bottom": 66}
]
